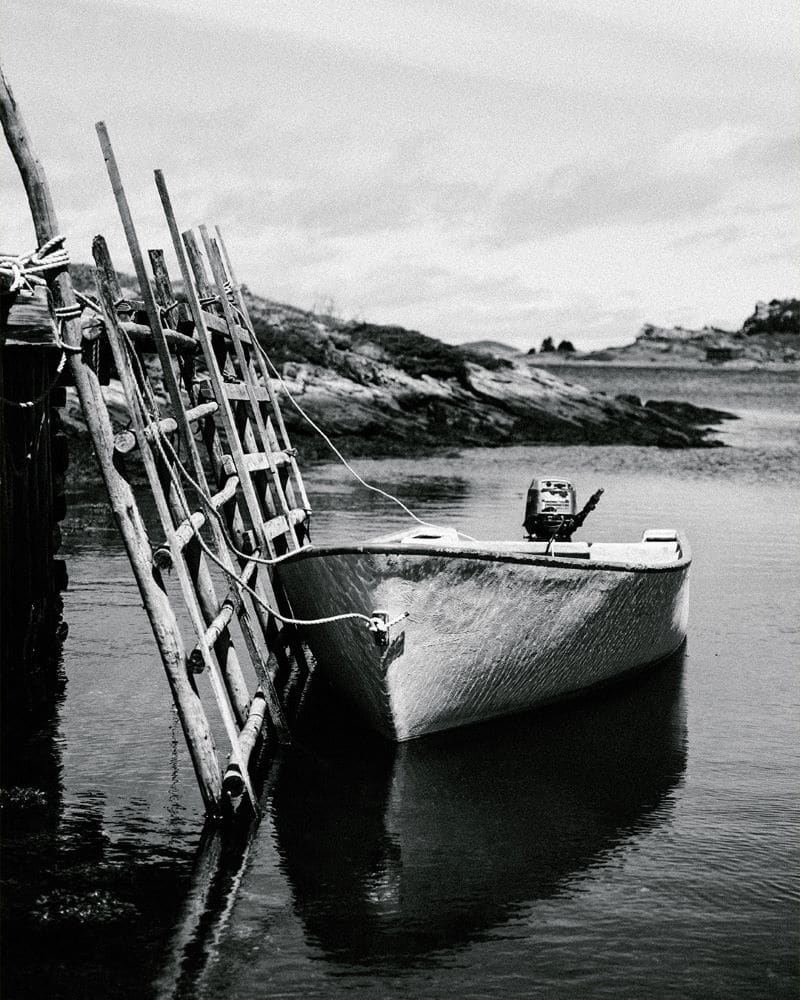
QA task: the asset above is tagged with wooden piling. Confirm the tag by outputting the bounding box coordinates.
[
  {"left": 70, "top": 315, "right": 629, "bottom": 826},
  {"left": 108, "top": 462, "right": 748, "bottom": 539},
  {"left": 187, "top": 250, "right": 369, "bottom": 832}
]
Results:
[
  {"left": 0, "top": 65, "right": 69, "bottom": 675},
  {"left": 1, "top": 66, "right": 225, "bottom": 816}
]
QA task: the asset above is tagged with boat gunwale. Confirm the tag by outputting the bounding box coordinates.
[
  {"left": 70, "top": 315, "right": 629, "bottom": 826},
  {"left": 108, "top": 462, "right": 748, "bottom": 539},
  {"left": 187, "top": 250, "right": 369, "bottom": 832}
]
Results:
[{"left": 282, "top": 533, "right": 692, "bottom": 575}]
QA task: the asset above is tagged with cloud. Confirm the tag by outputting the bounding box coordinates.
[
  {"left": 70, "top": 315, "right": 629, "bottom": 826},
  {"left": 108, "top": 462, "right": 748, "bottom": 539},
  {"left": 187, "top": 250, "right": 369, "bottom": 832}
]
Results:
[
  {"left": 2, "top": 0, "right": 797, "bottom": 353},
  {"left": 493, "top": 129, "right": 799, "bottom": 242}
]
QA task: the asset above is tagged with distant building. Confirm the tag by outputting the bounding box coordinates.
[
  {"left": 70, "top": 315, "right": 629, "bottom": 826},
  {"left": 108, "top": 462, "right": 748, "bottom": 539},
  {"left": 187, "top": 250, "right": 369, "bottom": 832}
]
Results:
[{"left": 706, "top": 342, "right": 744, "bottom": 362}]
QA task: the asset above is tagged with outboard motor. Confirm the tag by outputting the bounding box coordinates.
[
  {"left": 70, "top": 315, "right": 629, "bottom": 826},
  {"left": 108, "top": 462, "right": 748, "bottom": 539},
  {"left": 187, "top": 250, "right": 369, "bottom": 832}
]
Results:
[{"left": 523, "top": 478, "right": 604, "bottom": 541}]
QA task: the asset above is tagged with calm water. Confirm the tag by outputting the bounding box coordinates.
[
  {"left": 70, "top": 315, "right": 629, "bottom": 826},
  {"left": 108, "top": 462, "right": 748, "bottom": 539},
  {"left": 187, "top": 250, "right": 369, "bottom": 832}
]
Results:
[{"left": 2, "top": 368, "right": 798, "bottom": 999}]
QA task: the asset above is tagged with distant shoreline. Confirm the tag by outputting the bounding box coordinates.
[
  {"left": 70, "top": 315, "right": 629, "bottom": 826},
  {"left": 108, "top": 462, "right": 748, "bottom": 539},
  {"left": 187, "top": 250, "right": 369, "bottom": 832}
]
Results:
[{"left": 524, "top": 357, "right": 800, "bottom": 373}]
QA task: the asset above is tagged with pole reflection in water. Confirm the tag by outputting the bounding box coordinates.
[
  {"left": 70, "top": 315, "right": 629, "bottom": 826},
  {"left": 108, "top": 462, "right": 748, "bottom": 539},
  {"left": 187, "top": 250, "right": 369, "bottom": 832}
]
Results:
[{"left": 270, "top": 651, "right": 687, "bottom": 969}]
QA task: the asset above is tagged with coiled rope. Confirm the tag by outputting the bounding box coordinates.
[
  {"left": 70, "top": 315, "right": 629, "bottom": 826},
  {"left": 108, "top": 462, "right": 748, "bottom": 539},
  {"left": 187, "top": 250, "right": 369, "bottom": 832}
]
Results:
[
  {"left": 1, "top": 238, "right": 82, "bottom": 411},
  {"left": 0, "top": 235, "right": 70, "bottom": 293}
]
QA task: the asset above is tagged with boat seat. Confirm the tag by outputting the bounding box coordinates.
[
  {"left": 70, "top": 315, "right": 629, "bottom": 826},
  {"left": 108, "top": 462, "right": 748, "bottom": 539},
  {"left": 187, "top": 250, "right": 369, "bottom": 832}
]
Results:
[
  {"left": 642, "top": 529, "right": 678, "bottom": 542},
  {"left": 398, "top": 525, "right": 461, "bottom": 545}
]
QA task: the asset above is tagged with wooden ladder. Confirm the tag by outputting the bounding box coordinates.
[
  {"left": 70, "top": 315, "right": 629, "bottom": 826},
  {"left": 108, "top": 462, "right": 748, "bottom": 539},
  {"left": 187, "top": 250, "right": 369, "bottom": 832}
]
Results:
[{"left": 87, "top": 124, "right": 314, "bottom": 818}]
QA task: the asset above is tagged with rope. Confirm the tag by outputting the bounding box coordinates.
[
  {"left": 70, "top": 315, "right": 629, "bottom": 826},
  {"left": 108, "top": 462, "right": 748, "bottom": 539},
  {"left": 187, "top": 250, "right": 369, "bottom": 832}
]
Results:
[
  {"left": 246, "top": 332, "right": 478, "bottom": 541},
  {"left": 152, "top": 426, "right": 376, "bottom": 629},
  {"left": 1, "top": 307, "right": 83, "bottom": 409},
  {"left": 117, "top": 330, "right": 383, "bottom": 632},
  {"left": 5, "top": 410, "right": 46, "bottom": 477},
  {"left": 0, "top": 236, "right": 70, "bottom": 294},
  {"left": 158, "top": 430, "right": 305, "bottom": 569},
  {"left": 0, "top": 237, "right": 85, "bottom": 409}
]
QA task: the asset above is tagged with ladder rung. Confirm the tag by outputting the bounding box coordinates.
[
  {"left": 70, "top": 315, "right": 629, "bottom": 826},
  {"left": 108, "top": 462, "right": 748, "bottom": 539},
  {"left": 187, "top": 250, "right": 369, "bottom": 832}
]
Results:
[
  {"left": 174, "top": 511, "right": 206, "bottom": 549},
  {"left": 189, "top": 600, "right": 235, "bottom": 673},
  {"left": 201, "top": 311, "right": 252, "bottom": 344},
  {"left": 222, "top": 690, "right": 269, "bottom": 795},
  {"left": 263, "top": 507, "right": 307, "bottom": 541},
  {"left": 243, "top": 450, "right": 292, "bottom": 473},
  {"left": 188, "top": 558, "right": 259, "bottom": 673},
  {"left": 184, "top": 400, "right": 220, "bottom": 423},
  {"left": 114, "top": 402, "right": 218, "bottom": 455},
  {"left": 223, "top": 382, "right": 272, "bottom": 403},
  {"left": 209, "top": 475, "right": 239, "bottom": 509},
  {"left": 120, "top": 320, "right": 199, "bottom": 355},
  {"left": 151, "top": 510, "right": 206, "bottom": 570}
]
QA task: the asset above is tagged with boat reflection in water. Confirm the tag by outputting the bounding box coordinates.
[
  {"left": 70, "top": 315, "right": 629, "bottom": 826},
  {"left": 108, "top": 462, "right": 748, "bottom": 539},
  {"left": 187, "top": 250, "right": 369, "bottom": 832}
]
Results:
[{"left": 271, "top": 650, "right": 687, "bottom": 968}]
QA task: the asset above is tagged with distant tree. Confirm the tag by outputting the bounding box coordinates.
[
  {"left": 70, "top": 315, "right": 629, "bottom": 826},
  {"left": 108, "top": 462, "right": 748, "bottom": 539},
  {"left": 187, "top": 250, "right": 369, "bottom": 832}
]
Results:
[
  {"left": 540, "top": 336, "right": 555, "bottom": 352},
  {"left": 557, "top": 339, "right": 575, "bottom": 353},
  {"left": 526, "top": 346, "right": 537, "bottom": 355}
]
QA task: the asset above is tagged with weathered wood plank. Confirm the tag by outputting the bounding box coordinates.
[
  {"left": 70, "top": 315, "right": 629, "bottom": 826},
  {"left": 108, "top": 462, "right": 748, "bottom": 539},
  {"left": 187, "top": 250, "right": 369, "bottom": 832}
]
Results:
[
  {"left": 263, "top": 507, "right": 308, "bottom": 541},
  {"left": 222, "top": 381, "right": 272, "bottom": 403},
  {"left": 200, "top": 309, "right": 252, "bottom": 344},
  {"left": 2, "top": 285, "right": 59, "bottom": 347},
  {"left": 243, "top": 450, "right": 292, "bottom": 473}
]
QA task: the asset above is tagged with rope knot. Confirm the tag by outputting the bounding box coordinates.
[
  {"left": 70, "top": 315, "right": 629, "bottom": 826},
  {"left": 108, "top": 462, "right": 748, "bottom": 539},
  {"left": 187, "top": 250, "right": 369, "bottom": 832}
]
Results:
[{"left": 0, "top": 235, "right": 70, "bottom": 294}]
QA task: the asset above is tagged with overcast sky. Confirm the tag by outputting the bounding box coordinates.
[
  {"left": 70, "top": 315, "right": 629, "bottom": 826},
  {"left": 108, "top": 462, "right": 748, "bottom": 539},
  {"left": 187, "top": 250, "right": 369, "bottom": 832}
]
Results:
[{"left": 2, "top": 0, "right": 798, "bottom": 349}]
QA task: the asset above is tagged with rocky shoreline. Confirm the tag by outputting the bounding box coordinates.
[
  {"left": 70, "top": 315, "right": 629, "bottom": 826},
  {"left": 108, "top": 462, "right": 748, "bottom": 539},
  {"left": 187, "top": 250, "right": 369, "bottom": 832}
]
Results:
[
  {"left": 521, "top": 299, "right": 800, "bottom": 370},
  {"left": 63, "top": 268, "right": 735, "bottom": 478}
]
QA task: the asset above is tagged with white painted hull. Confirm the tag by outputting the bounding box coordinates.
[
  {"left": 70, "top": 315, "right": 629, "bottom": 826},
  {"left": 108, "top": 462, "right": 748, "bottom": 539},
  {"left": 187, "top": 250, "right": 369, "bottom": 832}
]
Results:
[{"left": 277, "top": 533, "right": 690, "bottom": 740}]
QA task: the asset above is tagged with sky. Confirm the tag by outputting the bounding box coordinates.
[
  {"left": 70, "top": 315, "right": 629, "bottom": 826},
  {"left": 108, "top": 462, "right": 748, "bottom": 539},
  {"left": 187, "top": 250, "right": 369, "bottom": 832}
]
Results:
[{"left": 2, "top": 0, "right": 798, "bottom": 350}]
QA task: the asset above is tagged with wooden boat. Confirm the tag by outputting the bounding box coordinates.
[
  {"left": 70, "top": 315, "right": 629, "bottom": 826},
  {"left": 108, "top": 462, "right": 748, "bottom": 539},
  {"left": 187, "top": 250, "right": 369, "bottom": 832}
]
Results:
[{"left": 276, "top": 526, "right": 690, "bottom": 741}]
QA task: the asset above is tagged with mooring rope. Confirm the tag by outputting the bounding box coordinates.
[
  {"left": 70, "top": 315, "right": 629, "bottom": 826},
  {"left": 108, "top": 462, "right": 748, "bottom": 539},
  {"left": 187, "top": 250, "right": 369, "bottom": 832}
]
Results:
[
  {"left": 245, "top": 329, "right": 478, "bottom": 541},
  {"left": 154, "top": 423, "right": 380, "bottom": 630},
  {"left": 118, "top": 329, "right": 388, "bottom": 633},
  {"left": 158, "top": 430, "right": 305, "bottom": 570}
]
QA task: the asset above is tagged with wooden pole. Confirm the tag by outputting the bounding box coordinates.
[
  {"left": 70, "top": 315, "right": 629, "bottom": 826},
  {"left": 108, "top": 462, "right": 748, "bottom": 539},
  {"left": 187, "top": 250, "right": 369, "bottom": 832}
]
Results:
[
  {"left": 215, "top": 225, "right": 311, "bottom": 514},
  {"left": 0, "top": 64, "right": 224, "bottom": 815},
  {"left": 153, "top": 172, "right": 306, "bottom": 681},
  {"left": 199, "top": 227, "right": 301, "bottom": 550}
]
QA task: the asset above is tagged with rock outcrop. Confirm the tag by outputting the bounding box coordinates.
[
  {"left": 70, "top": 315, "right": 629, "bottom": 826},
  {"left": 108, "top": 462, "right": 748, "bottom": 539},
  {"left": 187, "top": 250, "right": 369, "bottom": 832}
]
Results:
[
  {"left": 63, "top": 266, "right": 726, "bottom": 461},
  {"left": 242, "top": 294, "right": 723, "bottom": 454},
  {"left": 551, "top": 299, "right": 800, "bottom": 367}
]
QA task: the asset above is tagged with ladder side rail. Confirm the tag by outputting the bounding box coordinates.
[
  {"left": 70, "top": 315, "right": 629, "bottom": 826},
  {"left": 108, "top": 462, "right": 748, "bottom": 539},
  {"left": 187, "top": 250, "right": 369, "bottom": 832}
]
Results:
[
  {"left": 93, "top": 258, "right": 255, "bottom": 813},
  {"left": 200, "top": 227, "right": 301, "bottom": 550},
  {"left": 0, "top": 78, "right": 224, "bottom": 815},
  {"left": 96, "top": 126, "right": 212, "bottom": 491},
  {"left": 154, "top": 170, "right": 311, "bottom": 682},
  {"left": 214, "top": 225, "right": 312, "bottom": 515},
  {"left": 176, "top": 224, "right": 281, "bottom": 560},
  {"left": 142, "top": 251, "right": 254, "bottom": 724},
  {"left": 184, "top": 229, "right": 290, "bottom": 550},
  {"left": 262, "top": 412, "right": 300, "bottom": 513},
  {"left": 94, "top": 229, "right": 255, "bottom": 729},
  {"left": 162, "top": 476, "right": 251, "bottom": 727},
  {"left": 147, "top": 251, "right": 290, "bottom": 740},
  {"left": 201, "top": 236, "right": 302, "bottom": 520}
]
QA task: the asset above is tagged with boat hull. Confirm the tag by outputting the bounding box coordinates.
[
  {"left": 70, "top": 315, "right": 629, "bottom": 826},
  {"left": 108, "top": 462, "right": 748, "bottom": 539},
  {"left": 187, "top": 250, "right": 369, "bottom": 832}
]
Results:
[{"left": 277, "top": 541, "right": 690, "bottom": 740}]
